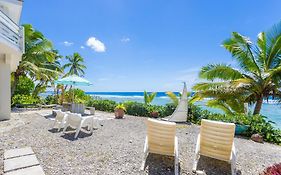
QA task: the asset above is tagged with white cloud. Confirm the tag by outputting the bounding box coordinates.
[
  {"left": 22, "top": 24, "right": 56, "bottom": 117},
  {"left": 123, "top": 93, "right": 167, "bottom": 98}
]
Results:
[
  {"left": 86, "top": 37, "right": 106, "bottom": 52},
  {"left": 80, "top": 46, "right": 85, "bottom": 49},
  {"left": 62, "top": 41, "right": 73, "bottom": 47},
  {"left": 121, "top": 37, "right": 130, "bottom": 43}
]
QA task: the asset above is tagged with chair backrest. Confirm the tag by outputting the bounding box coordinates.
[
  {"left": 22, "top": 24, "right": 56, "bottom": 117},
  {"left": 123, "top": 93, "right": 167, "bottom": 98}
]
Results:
[
  {"left": 66, "top": 113, "right": 82, "bottom": 127},
  {"left": 146, "top": 118, "right": 176, "bottom": 156},
  {"left": 54, "top": 110, "right": 65, "bottom": 121},
  {"left": 199, "top": 119, "right": 235, "bottom": 161}
]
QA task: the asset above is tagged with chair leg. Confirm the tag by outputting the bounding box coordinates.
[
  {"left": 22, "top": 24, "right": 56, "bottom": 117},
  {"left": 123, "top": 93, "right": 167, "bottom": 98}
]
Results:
[
  {"left": 52, "top": 120, "right": 57, "bottom": 129},
  {"left": 174, "top": 137, "right": 179, "bottom": 175},
  {"left": 141, "top": 137, "right": 149, "bottom": 170},
  {"left": 63, "top": 121, "right": 68, "bottom": 133},
  {"left": 192, "top": 134, "right": 201, "bottom": 172},
  {"left": 141, "top": 149, "right": 149, "bottom": 170},
  {"left": 231, "top": 154, "right": 236, "bottom": 175},
  {"left": 90, "top": 118, "right": 94, "bottom": 133},
  {"left": 192, "top": 152, "right": 200, "bottom": 172},
  {"left": 74, "top": 124, "right": 82, "bottom": 139}
]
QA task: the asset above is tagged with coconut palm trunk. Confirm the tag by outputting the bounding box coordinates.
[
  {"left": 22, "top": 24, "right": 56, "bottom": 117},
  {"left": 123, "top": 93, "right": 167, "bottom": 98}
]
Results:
[{"left": 253, "top": 95, "right": 263, "bottom": 115}]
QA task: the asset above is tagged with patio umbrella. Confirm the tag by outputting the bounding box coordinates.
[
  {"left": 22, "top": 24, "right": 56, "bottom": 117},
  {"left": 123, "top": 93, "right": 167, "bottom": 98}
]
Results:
[
  {"left": 55, "top": 75, "right": 92, "bottom": 102},
  {"left": 55, "top": 75, "right": 92, "bottom": 86}
]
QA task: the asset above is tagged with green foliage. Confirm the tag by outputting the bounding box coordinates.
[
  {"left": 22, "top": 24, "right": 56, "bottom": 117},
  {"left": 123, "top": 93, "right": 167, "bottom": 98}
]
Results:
[
  {"left": 64, "top": 88, "right": 91, "bottom": 104},
  {"left": 87, "top": 99, "right": 117, "bottom": 112},
  {"left": 86, "top": 99, "right": 175, "bottom": 118},
  {"left": 13, "top": 76, "right": 34, "bottom": 95},
  {"left": 189, "top": 104, "right": 281, "bottom": 145},
  {"left": 44, "top": 95, "right": 57, "bottom": 105},
  {"left": 63, "top": 53, "right": 86, "bottom": 77},
  {"left": 165, "top": 91, "right": 179, "bottom": 105},
  {"left": 115, "top": 104, "right": 126, "bottom": 111},
  {"left": 192, "top": 21, "right": 281, "bottom": 115},
  {"left": 144, "top": 91, "right": 157, "bottom": 105},
  {"left": 12, "top": 24, "right": 62, "bottom": 97},
  {"left": 123, "top": 101, "right": 149, "bottom": 116},
  {"left": 12, "top": 94, "right": 39, "bottom": 106}
]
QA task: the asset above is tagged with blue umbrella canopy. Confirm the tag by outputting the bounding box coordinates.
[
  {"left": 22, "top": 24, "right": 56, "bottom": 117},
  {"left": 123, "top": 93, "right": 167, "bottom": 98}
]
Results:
[{"left": 55, "top": 75, "right": 92, "bottom": 86}]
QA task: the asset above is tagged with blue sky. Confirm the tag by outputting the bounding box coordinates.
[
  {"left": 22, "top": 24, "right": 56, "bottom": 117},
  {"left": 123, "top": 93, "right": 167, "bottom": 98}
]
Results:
[{"left": 21, "top": 0, "right": 281, "bottom": 92}]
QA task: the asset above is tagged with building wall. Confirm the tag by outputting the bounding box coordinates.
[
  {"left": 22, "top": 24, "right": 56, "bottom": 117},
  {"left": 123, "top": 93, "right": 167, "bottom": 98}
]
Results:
[{"left": 0, "top": 54, "right": 11, "bottom": 120}]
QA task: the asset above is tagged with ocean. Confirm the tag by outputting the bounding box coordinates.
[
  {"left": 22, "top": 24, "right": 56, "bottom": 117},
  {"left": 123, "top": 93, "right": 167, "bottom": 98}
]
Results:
[{"left": 41, "top": 91, "right": 281, "bottom": 128}]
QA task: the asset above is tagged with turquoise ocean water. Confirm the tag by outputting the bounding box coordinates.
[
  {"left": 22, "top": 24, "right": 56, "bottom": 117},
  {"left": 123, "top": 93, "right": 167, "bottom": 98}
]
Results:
[{"left": 41, "top": 91, "right": 281, "bottom": 128}]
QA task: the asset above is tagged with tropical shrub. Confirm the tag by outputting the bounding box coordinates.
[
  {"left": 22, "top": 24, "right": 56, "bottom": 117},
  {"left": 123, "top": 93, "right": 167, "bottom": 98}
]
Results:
[
  {"left": 162, "top": 103, "right": 177, "bottom": 116},
  {"left": 44, "top": 95, "right": 57, "bottom": 104},
  {"left": 88, "top": 99, "right": 117, "bottom": 112},
  {"left": 123, "top": 101, "right": 150, "bottom": 116},
  {"left": 64, "top": 88, "right": 91, "bottom": 103},
  {"left": 189, "top": 104, "right": 281, "bottom": 145},
  {"left": 86, "top": 99, "right": 175, "bottom": 118},
  {"left": 260, "top": 163, "right": 281, "bottom": 175},
  {"left": 12, "top": 94, "right": 39, "bottom": 106},
  {"left": 13, "top": 76, "right": 34, "bottom": 95}
]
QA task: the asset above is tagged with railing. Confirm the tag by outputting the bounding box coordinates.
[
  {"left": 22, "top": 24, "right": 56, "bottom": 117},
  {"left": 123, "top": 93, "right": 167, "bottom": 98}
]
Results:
[{"left": 0, "top": 9, "right": 24, "bottom": 53}]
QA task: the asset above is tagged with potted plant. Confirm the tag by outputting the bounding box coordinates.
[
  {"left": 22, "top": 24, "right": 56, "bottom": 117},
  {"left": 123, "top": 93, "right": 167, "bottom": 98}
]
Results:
[
  {"left": 145, "top": 105, "right": 159, "bottom": 118},
  {"left": 115, "top": 104, "right": 126, "bottom": 119},
  {"left": 233, "top": 114, "right": 250, "bottom": 135},
  {"left": 150, "top": 111, "right": 159, "bottom": 118},
  {"left": 72, "top": 98, "right": 85, "bottom": 114}
]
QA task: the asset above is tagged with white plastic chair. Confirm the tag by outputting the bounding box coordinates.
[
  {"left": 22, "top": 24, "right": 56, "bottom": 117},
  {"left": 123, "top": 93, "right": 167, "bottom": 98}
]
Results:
[
  {"left": 193, "top": 119, "right": 237, "bottom": 175},
  {"left": 63, "top": 112, "right": 94, "bottom": 139},
  {"left": 141, "top": 118, "right": 179, "bottom": 175},
  {"left": 52, "top": 110, "right": 68, "bottom": 131}
]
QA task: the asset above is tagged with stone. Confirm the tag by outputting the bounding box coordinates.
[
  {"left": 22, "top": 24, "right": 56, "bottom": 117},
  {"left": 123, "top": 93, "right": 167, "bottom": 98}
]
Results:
[
  {"left": 4, "top": 147, "right": 34, "bottom": 159},
  {"left": 251, "top": 134, "right": 263, "bottom": 143},
  {"left": 4, "top": 155, "right": 39, "bottom": 173},
  {"left": 5, "top": 165, "right": 45, "bottom": 175}
]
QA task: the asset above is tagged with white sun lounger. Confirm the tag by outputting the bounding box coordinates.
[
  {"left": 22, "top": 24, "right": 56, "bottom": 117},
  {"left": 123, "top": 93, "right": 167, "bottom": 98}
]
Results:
[
  {"left": 63, "top": 112, "right": 94, "bottom": 139},
  {"left": 52, "top": 110, "right": 68, "bottom": 131},
  {"left": 141, "top": 118, "right": 179, "bottom": 175},
  {"left": 193, "top": 119, "right": 237, "bottom": 175}
]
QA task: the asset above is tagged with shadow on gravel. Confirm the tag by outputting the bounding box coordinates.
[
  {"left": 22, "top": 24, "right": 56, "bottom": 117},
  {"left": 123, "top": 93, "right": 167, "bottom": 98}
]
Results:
[
  {"left": 60, "top": 127, "right": 94, "bottom": 141},
  {"left": 48, "top": 128, "right": 59, "bottom": 133},
  {"left": 43, "top": 114, "right": 55, "bottom": 120},
  {"left": 196, "top": 156, "right": 241, "bottom": 175},
  {"left": 143, "top": 154, "right": 180, "bottom": 175}
]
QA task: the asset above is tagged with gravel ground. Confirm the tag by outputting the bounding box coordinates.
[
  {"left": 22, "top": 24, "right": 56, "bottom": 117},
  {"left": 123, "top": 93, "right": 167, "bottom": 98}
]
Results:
[{"left": 1, "top": 109, "right": 281, "bottom": 175}]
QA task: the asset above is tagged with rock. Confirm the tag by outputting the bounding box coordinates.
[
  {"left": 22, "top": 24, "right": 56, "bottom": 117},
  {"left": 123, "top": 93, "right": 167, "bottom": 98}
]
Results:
[{"left": 251, "top": 134, "right": 263, "bottom": 143}]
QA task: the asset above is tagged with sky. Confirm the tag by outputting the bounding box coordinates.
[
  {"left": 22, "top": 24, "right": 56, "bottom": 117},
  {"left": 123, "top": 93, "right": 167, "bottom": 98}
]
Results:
[{"left": 20, "top": 0, "right": 281, "bottom": 92}]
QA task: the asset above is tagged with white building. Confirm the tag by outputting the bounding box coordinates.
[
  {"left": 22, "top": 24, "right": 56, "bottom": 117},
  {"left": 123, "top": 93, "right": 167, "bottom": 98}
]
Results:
[{"left": 0, "top": 0, "right": 24, "bottom": 120}]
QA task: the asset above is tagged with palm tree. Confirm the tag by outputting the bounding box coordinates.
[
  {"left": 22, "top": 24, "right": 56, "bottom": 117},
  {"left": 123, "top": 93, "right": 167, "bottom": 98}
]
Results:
[
  {"left": 166, "top": 91, "right": 179, "bottom": 105},
  {"left": 11, "top": 24, "right": 62, "bottom": 96},
  {"left": 166, "top": 91, "right": 192, "bottom": 106},
  {"left": 144, "top": 91, "right": 157, "bottom": 105},
  {"left": 63, "top": 53, "right": 86, "bottom": 77},
  {"left": 191, "top": 21, "right": 281, "bottom": 115}
]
